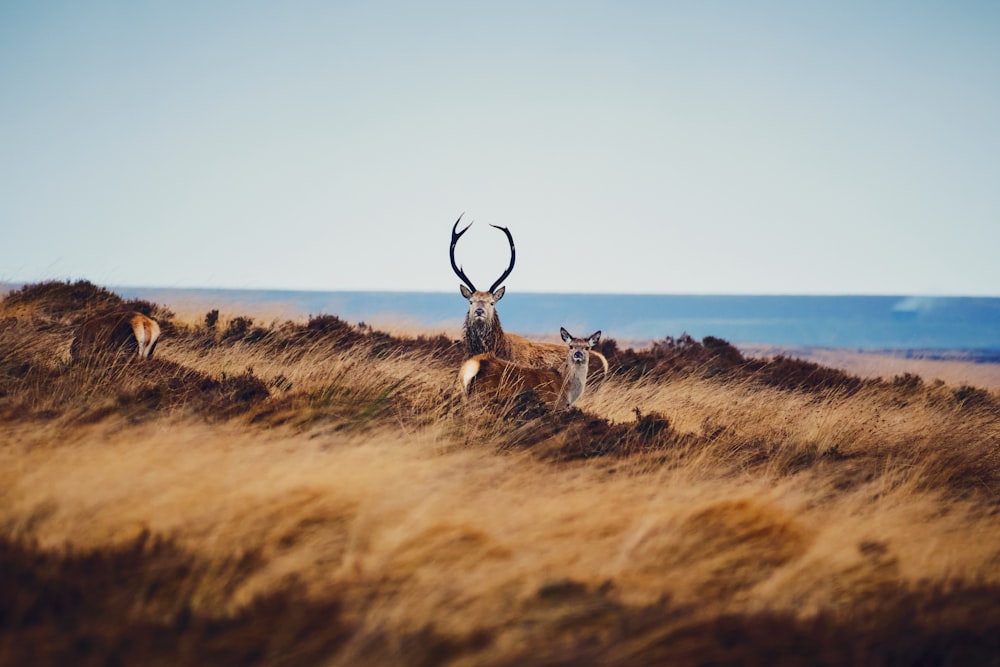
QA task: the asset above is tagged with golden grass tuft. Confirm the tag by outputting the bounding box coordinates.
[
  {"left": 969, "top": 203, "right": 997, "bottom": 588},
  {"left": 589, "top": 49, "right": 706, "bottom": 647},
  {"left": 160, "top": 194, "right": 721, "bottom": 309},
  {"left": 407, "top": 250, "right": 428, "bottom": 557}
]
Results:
[{"left": 1, "top": 281, "right": 999, "bottom": 665}]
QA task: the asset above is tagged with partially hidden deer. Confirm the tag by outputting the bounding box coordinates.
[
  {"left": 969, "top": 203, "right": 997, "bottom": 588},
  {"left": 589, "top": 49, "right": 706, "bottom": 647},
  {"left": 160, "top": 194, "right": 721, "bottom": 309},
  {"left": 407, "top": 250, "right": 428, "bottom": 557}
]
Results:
[
  {"left": 460, "top": 327, "right": 601, "bottom": 409},
  {"left": 70, "top": 310, "right": 161, "bottom": 362}
]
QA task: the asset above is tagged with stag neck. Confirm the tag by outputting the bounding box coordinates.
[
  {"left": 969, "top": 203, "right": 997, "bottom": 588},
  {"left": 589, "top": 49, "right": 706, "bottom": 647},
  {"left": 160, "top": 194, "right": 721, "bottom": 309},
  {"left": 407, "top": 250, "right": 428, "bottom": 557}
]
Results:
[{"left": 463, "top": 315, "right": 510, "bottom": 359}]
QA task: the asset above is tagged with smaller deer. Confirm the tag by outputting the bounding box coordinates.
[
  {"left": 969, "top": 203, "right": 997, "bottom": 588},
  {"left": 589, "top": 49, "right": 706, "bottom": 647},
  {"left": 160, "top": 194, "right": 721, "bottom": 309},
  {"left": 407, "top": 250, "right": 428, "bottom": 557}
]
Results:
[
  {"left": 460, "top": 328, "right": 601, "bottom": 410},
  {"left": 71, "top": 310, "right": 161, "bottom": 362}
]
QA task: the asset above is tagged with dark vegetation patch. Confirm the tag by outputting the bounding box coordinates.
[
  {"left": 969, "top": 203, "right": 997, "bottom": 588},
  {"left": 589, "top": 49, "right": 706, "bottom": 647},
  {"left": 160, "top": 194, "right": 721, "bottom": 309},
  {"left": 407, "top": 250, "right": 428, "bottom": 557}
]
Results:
[
  {"left": 305, "top": 317, "right": 462, "bottom": 364},
  {"left": 0, "top": 280, "right": 125, "bottom": 322},
  {"left": 474, "top": 392, "right": 694, "bottom": 462},
  {"left": 745, "top": 354, "right": 867, "bottom": 395},
  {"left": 2, "top": 535, "right": 998, "bottom": 667},
  {"left": 952, "top": 384, "right": 995, "bottom": 410},
  {"left": 0, "top": 279, "right": 175, "bottom": 329},
  {"left": 0, "top": 534, "right": 348, "bottom": 667},
  {"left": 306, "top": 313, "right": 362, "bottom": 340},
  {"left": 188, "top": 310, "right": 464, "bottom": 366},
  {"left": 601, "top": 333, "right": 1000, "bottom": 413},
  {"left": 0, "top": 345, "right": 271, "bottom": 424},
  {"left": 602, "top": 333, "right": 869, "bottom": 396},
  {"left": 504, "top": 578, "right": 1000, "bottom": 667},
  {"left": 221, "top": 315, "right": 269, "bottom": 344}
]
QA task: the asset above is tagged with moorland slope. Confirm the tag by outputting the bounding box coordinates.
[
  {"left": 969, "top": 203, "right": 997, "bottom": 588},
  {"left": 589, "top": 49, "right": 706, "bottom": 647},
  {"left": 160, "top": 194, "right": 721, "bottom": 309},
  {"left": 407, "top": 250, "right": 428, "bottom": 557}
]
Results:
[{"left": 2, "top": 280, "right": 999, "bottom": 666}]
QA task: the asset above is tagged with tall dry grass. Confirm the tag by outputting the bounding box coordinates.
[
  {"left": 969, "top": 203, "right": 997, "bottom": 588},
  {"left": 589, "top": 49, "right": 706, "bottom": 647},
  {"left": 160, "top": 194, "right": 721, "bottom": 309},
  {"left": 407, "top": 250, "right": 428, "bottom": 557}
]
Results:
[{"left": 1, "top": 281, "right": 999, "bottom": 666}]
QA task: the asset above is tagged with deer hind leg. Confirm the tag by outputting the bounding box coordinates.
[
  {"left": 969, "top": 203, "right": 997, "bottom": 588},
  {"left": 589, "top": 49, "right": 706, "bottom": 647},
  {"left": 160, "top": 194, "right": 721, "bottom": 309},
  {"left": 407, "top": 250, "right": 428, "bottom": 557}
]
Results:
[
  {"left": 145, "top": 320, "right": 161, "bottom": 359},
  {"left": 133, "top": 322, "right": 149, "bottom": 358},
  {"left": 131, "top": 316, "right": 159, "bottom": 359},
  {"left": 146, "top": 334, "right": 159, "bottom": 359},
  {"left": 459, "top": 357, "right": 483, "bottom": 396}
]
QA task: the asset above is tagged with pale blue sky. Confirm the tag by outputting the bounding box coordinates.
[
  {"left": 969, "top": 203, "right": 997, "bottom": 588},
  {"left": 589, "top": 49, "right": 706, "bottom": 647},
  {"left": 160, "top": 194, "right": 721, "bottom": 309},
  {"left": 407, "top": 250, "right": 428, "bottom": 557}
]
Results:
[{"left": 2, "top": 2, "right": 998, "bottom": 295}]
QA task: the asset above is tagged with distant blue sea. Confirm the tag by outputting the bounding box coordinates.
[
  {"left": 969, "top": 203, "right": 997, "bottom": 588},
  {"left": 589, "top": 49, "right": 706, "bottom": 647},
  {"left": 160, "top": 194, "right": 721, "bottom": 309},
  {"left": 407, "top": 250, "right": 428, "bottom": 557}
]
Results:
[{"left": 120, "top": 287, "right": 1000, "bottom": 354}]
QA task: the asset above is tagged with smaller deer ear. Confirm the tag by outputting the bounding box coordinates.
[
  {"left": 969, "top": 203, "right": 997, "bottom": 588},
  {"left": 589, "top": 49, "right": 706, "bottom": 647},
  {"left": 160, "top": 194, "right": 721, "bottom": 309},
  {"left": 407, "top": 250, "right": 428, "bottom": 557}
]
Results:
[
  {"left": 460, "top": 285, "right": 473, "bottom": 300},
  {"left": 588, "top": 331, "right": 601, "bottom": 346},
  {"left": 493, "top": 286, "right": 505, "bottom": 301},
  {"left": 560, "top": 327, "right": 571, "bottom": 342}
]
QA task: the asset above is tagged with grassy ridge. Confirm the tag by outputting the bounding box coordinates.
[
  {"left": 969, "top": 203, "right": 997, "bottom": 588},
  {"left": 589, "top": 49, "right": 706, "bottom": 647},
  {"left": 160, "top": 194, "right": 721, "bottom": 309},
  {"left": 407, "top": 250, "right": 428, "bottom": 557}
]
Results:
[{"left": 2, "top": 280, "right": 999, "bottom": 666}]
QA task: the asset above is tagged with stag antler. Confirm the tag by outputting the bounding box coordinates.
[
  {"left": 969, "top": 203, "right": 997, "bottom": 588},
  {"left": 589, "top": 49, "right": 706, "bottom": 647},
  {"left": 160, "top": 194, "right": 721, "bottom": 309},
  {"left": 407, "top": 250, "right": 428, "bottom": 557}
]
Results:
[
  {"left": 488, "top": 224, "right": 516, "bottom": 294},
  {"left": 450, "top": 213, "right": 477, "bottom": 292},
  {"left": 450, "top": 214, "right": 517, "bottom": 295}
]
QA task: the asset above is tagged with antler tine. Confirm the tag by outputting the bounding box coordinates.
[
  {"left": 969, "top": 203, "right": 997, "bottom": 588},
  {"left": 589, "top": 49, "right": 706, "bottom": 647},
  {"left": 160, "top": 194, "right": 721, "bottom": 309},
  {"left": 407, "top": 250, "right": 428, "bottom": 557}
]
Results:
[
  {"left": 450, "top": 213, "right": 477, "bottom": 292},
  {"left": 488, "top": 224, "right": 516, "bottom": 294}
]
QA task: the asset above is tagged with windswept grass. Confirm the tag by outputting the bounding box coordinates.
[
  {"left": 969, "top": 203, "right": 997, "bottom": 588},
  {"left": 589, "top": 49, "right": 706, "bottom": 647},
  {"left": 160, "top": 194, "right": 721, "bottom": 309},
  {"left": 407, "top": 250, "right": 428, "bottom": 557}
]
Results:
[{"left": 1, "top": 281, "right": 999, "bottom": 666}]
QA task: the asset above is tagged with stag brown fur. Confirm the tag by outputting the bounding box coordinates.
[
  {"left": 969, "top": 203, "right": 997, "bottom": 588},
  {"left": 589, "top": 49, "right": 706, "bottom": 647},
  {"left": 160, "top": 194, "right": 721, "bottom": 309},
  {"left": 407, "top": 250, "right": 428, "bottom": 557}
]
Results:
[
  {"left": 460, "top": 328, "right": 601, "bottom": 409},
  {"left": 71, "top": 310, "right": 160, "bottom": 362},
  {"left": 450, "top": 215, "right": 608, "bottom": 380}
]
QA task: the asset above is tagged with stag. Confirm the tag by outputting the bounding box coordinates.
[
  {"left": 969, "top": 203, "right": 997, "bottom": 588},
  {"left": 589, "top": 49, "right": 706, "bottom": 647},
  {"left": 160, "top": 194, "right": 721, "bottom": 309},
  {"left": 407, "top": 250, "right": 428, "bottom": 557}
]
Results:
[
  {"left": 71, "top": 310, "right": 161, "bottom": 362},
  {"left": 450, "top": 214, "right": 608, "bottom": 377},
  {"left": 450, "top": 213, "right": 516, "bottom": 359},
  {"left": 460, "top": 328, "right": 601, "bottom": 409}
]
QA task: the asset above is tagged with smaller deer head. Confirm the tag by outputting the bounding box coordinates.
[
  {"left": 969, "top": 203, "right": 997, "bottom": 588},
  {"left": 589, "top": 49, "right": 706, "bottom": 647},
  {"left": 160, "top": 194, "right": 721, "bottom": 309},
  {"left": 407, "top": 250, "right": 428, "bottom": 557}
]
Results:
[{"left": 560, "top": 327, "right": 601, "bottom": 366}]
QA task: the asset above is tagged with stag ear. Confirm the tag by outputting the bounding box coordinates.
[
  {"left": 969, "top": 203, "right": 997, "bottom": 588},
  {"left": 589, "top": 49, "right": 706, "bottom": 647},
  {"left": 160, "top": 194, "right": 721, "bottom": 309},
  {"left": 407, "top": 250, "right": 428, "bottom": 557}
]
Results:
[
  {"left": 560, "top": 327, "right": 572, "bottom": 343},
  {"left": 460, "top": 285, "right": 473, "bottom": 300},
  {"left": 588, "top": 331, "right": 601, "bottom": 346},
  {"left": 493, "top": 286, "right": 505, "bottom": 301}
]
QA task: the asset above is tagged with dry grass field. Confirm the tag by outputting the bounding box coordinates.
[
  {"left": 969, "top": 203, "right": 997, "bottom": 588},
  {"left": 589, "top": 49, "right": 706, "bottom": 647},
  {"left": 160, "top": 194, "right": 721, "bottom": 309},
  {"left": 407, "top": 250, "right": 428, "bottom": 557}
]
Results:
[{"left": 2, "top": 280, "right": 999, "bottom": 666}]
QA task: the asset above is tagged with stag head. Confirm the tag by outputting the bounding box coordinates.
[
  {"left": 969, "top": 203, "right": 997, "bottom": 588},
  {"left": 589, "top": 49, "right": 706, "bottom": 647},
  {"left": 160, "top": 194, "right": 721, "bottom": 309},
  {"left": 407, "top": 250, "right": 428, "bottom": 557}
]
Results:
[{"left": 450, "top": 214, "right": 516, "bottom": 324}]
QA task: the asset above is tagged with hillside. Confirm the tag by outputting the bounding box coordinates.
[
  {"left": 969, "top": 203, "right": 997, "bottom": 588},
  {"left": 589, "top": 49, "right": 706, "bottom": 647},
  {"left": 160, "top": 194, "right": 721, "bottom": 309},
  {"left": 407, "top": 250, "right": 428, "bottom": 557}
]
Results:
[{"left": 2, "top": 280, "right": 999, "bottom": 666}]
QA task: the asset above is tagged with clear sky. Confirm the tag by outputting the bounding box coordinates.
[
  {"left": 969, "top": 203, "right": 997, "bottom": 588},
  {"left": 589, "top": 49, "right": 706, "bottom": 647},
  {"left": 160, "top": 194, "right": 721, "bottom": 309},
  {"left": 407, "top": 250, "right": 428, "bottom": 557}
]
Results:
[{"left": 1, "top": 2, "right": 998, "bottom": 296}]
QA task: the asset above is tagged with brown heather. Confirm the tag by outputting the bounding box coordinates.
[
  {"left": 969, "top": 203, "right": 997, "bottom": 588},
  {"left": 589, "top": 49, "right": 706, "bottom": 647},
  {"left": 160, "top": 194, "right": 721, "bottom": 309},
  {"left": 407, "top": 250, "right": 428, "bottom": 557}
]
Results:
[{"left": 2, "top": 280, "right": 999, "bottom": 666}]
